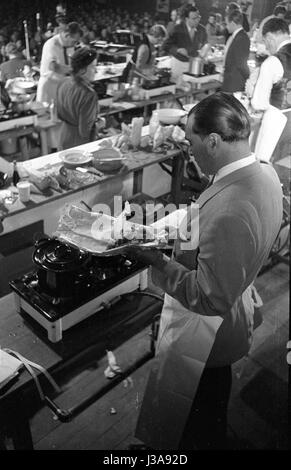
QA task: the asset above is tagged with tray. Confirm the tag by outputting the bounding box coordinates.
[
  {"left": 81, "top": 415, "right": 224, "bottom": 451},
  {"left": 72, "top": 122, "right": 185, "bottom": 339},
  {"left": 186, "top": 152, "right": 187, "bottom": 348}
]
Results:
[{"left": 56, "top": 234, "right": 171, "bottom": 257}]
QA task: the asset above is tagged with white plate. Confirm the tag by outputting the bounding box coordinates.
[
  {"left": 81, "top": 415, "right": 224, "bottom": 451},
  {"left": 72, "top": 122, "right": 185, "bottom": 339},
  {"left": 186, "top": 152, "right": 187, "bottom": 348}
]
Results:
[{"left": 60, "top": 150, "right": 92, "bottom": 166}]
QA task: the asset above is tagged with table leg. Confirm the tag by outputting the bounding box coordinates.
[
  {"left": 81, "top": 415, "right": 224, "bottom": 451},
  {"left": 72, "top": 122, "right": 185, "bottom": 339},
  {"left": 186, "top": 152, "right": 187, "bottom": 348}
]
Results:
[
  {"left": 133, "top": 169, "right": 144, "bottom": 195},
  {"left": 39, "top": 129, "right": 49, "bottom": 156},
  {"left": 19, "top": 136, "right": 29, "bottom": 160},
  {"left": 9, "top": 404, "right": 34, "bottom": 450},
  {"left": 171, "top": 153, "right": 184, "bottom": 205}
]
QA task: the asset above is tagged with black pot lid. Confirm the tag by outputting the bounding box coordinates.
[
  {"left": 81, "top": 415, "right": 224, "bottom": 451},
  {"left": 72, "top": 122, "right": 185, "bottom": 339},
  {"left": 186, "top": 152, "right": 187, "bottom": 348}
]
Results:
[{"left": 33, "top": 239, "right": 90, "bottom": 272}]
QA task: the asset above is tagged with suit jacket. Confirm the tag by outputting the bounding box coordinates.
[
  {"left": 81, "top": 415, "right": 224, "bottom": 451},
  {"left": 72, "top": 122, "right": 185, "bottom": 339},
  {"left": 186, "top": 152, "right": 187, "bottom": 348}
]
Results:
[
  {"left": 163, "top": 21, "right": 207, "bottom": 61},
  {"left": 153, "top": 161, "right": 283, "bottom": 366},
  {"left": 222, "top": 29, "right": 250, "bottom": 93}
]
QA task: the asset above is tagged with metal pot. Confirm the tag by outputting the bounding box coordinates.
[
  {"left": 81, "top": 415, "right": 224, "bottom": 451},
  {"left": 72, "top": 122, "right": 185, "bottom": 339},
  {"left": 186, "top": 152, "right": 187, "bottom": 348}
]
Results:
[
  {"left": 189, "top": 57, "right": 204, "bottom": 76},
  {"left": 33, "top": 236, "right": 93, "bottom": 298}
]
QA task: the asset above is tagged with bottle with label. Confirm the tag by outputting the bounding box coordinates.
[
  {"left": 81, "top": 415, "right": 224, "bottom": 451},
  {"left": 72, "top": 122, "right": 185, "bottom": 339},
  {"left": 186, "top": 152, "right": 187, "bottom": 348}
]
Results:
[
  {"left": 12, "top": 160, "right": 20, "bottom": 186},
  {"left": 149, "top": 110, "right": 160, "bottom": 139},
  {"left": 131, "top": 77, "right": 141, "bottom": 101}
]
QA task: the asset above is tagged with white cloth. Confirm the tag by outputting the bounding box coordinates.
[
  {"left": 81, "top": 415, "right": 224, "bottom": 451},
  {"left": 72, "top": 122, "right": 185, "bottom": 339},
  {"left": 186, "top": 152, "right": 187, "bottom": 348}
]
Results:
[
  {"left": 37, "top": 34, "right": 74, "bottom": 104},
  {"left": 254, "top": 105, "right": 287, "bottom": 162},
  {"left": 213, "top": 154, "right": 256, "bottom": 183},
  {"left": 251, "top": 39, "right": 291, "bottom": 111},
  {"left": 170, "top": 56, "right": 190, "bottom": 81},
  {"left": 135, "top": 293, "right": 223, "bottom": 449},
  {"left": 223, "top": 26, "right": 244, "bottom": 68}
]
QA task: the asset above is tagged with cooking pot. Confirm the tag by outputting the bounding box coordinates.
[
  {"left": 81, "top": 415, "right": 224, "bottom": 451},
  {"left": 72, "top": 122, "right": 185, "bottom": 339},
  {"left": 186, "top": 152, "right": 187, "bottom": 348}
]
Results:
[
  {"left": 189, "top": 57, "right": 204, "bottom": 76},
  {"left": 33, "top": 236, "right": 93, "bottom": 298}
]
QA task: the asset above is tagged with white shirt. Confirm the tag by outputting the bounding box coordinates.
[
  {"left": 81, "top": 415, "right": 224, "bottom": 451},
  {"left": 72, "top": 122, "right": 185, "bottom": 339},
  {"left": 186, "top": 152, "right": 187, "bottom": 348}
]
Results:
[
  {"left": 213, "top": 154, "right": 256, "bottom": 184},
  {"left": 223, "top": 26, "right": 243, "bottom": 67},
  {"left": 251, "top": 39, "right": 291, "bottom": 111},
  {"left": 186, "top": 23, "right": 197, "bottom": 40},
  {"left": 39, "top": 34, "right": 74, "bottom": 78}
]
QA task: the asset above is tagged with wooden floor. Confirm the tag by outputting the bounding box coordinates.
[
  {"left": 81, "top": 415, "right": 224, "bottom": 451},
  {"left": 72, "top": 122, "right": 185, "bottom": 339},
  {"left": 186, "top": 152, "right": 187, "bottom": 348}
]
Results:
[{"left": 5, "top": 262, "right": 289, "bottom": 450}]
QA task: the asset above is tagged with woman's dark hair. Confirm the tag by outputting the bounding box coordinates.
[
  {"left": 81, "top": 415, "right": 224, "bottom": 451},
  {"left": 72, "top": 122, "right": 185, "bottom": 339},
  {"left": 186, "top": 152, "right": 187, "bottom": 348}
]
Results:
[
  {"left": 262, "top": 17, "right": 290, "bottom": 36},
  {"left": 71, "top": 46, "right": 97, "bottom": 74},
  {"left": 188, "top": 92, "right": 251, "bottom": 142}
]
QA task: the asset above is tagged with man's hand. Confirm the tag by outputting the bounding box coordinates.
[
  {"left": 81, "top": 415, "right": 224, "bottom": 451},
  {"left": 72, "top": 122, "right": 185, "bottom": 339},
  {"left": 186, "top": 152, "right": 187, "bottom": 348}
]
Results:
[
  {"left": 125, "top": 245, "right": 169, "bottom": 267},
  {"left": 176, "top": 48, "right": 189, "bottom": 58}
]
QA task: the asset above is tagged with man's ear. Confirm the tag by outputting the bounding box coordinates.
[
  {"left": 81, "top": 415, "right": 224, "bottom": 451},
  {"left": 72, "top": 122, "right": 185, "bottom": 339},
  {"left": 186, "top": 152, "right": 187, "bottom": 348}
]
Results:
[{"left": 206, "top": 133, "right": 220, "bottom": 154}]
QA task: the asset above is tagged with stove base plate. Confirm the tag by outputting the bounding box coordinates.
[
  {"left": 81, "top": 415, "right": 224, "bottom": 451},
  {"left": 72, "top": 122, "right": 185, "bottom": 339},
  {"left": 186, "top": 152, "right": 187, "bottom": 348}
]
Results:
[{"left": 13, "top": 269, "right": 148, "bottom": 342}]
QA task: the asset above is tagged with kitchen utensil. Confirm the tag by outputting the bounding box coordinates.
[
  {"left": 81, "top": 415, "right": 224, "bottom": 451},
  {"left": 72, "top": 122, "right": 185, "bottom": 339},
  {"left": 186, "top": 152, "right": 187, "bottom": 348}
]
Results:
[
  {"left": 92, "top": 148, "right": 126, "bottom": 172},
  {"left": 59, "top": 150, "right": 92, "bottom": 168},
  {"left": 189, "top": 57, "right": 204, "bottom": 76},
  {"left": 33, "top": 236, "right": 92, "bottom": 298},
  {"left": 75, "top": 166, "right": 104, "bottom": 177},
  {"left": 156, "top": 108, "right": 186, "bottom": 125}
]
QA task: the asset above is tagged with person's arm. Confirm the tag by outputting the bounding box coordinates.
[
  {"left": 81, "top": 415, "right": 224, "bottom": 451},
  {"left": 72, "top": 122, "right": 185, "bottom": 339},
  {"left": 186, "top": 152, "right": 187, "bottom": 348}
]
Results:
[
  {"left": 251, "top": 56, "right": 284, "bottom": 111},
  {"left": 49, "top": 61, "right": 71, "bottom": 75},
  {"left": 78, "top": 91, "right": 98, "bottom": 140},
  {"left": 135, "top": 44, "right": 150, "bottom": 70},
  {"left": 236, "top": 35, "right": 250, "bottom": 79},
  {"left": 150, "top": 212, "right": 257, "bottom": 317}
]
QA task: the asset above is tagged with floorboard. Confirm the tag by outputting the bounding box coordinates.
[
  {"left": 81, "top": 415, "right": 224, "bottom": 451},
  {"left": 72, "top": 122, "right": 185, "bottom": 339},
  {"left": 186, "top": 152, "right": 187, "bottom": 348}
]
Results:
[{"left": 16, "top": 263, "right": 290, "bottom": 450}]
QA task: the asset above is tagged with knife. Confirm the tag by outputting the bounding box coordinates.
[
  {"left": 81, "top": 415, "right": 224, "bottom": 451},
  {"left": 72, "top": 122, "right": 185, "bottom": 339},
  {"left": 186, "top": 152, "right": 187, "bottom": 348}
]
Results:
[{"left": 76, "top": 167, "right": 104, "bottom": 177}]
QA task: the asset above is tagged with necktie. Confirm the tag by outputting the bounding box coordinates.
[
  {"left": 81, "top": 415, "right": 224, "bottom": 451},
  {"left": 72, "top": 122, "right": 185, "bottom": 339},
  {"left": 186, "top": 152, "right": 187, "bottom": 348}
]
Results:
[
  {"left": 63, "top": 47, "right": 69, "bottom": 65},
  {"left": 189, "top": 28, "right": 195, "bottom": 40}
]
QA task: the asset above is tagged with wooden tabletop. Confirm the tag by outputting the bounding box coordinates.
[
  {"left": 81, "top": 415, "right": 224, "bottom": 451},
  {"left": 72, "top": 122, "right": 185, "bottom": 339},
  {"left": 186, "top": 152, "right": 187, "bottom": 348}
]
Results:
[{"left": 2, "top": 146, "right": 182, "bottom": 220}]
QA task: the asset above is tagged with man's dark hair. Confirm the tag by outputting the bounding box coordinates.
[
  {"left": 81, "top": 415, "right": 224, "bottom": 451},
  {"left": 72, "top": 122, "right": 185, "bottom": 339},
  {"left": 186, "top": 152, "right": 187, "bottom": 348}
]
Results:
[
  {"left": 226, "top": 2, "right": 241, "bottom": 13},
  {"left": 182, "top": 5, "right": 200, "bottom": 19},
  {"left": 227, "top": 9, "right": 243, "bottom": 24},
  {"left": 273, "top": 5, "right": 287, "bottom": 17},
  {"left": 262, "top": 17, "right": 289, "bottom": 36},
  {"left": 66, "top": 21, "right": 82, "bottom": 36},
  {"left": 188, "top": 92, "right": 251, "bottom": 142}
]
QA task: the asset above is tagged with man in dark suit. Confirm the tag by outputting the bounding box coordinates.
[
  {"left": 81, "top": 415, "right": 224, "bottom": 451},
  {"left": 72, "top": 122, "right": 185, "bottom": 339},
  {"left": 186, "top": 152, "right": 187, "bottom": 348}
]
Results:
[
  {"left": 222, "top": 9, "right": 250, "bottom": 93},
  {"left": 163, "top": 5, "right": 207, "bottom": 63}
]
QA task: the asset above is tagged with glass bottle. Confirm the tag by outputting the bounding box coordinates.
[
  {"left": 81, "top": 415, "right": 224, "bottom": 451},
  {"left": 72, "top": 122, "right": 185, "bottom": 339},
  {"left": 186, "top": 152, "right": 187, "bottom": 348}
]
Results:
[
  {"left": 131, "top": 77, "right": 140, "bottom": 101},
  {"left": 149, "top": 110, "right": 160, "bottom": 139},
  {"left": 12, "top": 160, "right": 20, "bottom": 186}
]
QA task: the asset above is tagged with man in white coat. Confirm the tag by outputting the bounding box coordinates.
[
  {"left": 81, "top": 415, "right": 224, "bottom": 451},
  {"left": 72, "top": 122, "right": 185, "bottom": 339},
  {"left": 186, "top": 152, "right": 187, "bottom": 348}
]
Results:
[{"left": 36, "top": 22, "right": 82, "bottom": 105}]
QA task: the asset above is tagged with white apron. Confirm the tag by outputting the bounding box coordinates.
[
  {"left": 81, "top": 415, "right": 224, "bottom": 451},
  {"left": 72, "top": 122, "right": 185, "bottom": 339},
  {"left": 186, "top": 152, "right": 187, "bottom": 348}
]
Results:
[
  {"left": 135, "top": 293, "right": 223, "bottom": 450},
  {"left": 135, "top": 281, "right": 262, "bottom": 449},
  {"left": 36, "top": 73, "right": 64, "bottom": 104},
  {"left": 170, "top": 56, "right": 190, "bottom": 82}
]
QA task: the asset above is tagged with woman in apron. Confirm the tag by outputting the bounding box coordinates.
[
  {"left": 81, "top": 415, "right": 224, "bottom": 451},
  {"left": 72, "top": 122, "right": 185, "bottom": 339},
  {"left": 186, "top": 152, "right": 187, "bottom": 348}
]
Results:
[
  {"left": 121, "top": 24, "right": 167, "bottom": 84},
  {"left": 56, "top": 47, "right": 98, "bottom": 150}
]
